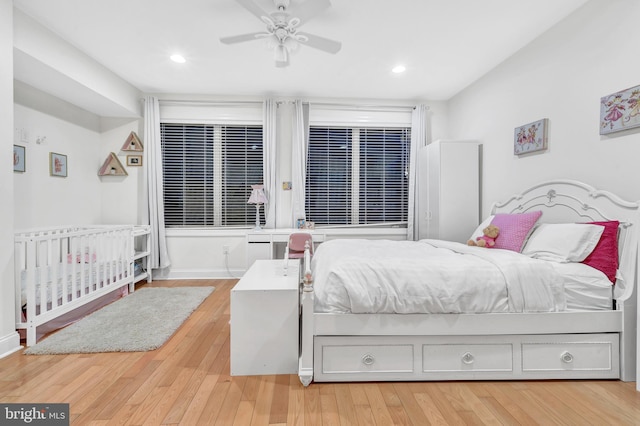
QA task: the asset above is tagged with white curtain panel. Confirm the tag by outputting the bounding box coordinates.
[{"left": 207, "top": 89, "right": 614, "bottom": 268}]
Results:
[
  {"left": 291, "top": 100, "right": 309, "bottom": 227},
  {"left": 143, "top": 96, "right": 171, "bottom": 269},
  {"left": 407, "top": 104, "right": 429, "bottom": 241},
  {"left": 262, "top": 99, "right": 277, "bottom": 229}
]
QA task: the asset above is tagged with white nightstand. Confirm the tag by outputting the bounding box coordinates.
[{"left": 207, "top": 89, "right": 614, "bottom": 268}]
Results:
[{"left": 230, "top": 259, "right": 300, "bottom": 375}]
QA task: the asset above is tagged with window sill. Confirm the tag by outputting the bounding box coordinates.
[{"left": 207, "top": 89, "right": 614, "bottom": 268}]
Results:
[{"left": 166, "top": 226, "right": 407, "bottom": 238}]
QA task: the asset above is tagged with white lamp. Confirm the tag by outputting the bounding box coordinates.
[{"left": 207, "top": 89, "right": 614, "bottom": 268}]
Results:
[{"left": 247, "top": 184, "right": 268, "bottom": 230}]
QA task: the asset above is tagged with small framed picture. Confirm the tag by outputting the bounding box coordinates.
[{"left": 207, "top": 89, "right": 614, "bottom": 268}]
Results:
[
  {"left": 514, "top": 118, "right": 548, "bottom": 155},
  {"left": 49, "top": 152, "right": 67, "bottom": 177},
  {"left": 296, "top": 218, "right": 306, "bottom": 229},
  {"left": 13, "top": 145, "right": 25, "bottom": 173},
  {"left": 127, "top": 155, "right": 143, "bottom": 167}
]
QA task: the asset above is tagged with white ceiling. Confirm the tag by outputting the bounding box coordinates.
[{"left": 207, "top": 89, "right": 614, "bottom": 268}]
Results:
[{"left": 14, "top": 0, "right": 589, "bottom": 103}]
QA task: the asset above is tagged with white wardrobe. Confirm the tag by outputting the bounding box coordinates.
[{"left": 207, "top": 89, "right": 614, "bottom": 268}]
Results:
[{"left": 417, "top": 140, "right": 482, "bottom": 243}]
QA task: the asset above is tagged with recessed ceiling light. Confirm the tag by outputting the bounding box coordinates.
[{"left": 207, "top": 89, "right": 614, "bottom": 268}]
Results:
[
  {"left": 170, "top": 54, "right": 186, "bottom": 64},
  {"left": 392, "top": 65, "right": 406, "bottom": 74}
]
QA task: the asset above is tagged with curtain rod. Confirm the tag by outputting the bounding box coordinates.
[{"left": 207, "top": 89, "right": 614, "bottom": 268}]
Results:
[
  {"left": 277, "top": 101, "right": 427, "bottom": 112},
  {"left": 312, "top": 102, "right": 419, "bottom": 111}
]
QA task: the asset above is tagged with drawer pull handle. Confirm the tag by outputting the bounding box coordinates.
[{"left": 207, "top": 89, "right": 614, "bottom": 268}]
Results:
[
  {"left": 461, "top": 352, "right": 474, "bottom": 365},
  {"left": 561, "top": 351, "right": 574, "bottom": 364},
  {"left": 362, "top": 354, "right": 375, "bottom": 366}
]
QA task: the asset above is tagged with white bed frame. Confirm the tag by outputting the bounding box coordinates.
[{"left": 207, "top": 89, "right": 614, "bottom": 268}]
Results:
[
  {"left": 14, "top": 225, "right": 140, "bottom": 346},
  {"left": 299, "top": 180, "right": 638, "bottom": 385}
]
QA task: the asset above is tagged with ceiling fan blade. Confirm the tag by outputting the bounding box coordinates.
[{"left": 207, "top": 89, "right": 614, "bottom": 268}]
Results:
[
  {"left": 235, "top": 0, "right": 271, "bottom": 21},
  {"left": 289, "top": 0, "right": 332, "bottom": 25},
  {"left": 220, "top": 32, "right": 269, "bottom": 44},
  {"left": 296, "top": 32, "right": 341, "bottom": 54}
]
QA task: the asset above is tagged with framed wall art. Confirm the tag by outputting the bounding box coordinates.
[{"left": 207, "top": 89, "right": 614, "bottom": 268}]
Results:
[
  {"left": 13, "top": 145, "right": 25, "bottom": 173},
  {"left": 514, "top": 118, "right": 548, "bottom": 155},
  {"left": 127, "top": 155, "right": 143, "bottom": 166},
  {"left": 600, "top": 84, "right": 640, "bottom": 134},
  {"left": 49, "top": 152, "right": 67, "bottom": 177}
]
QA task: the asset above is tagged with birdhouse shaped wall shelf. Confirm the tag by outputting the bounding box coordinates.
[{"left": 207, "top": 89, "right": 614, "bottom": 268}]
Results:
[
  {"left": 98, "top": 152, "right": 128, "bottom": 176},
  {"left": 121, "top": 131, "right": 143, "bottom": 152}
]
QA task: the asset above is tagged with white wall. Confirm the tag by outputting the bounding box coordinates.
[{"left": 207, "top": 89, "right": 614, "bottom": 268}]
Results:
[
  {"left": 13, "top": 87, "right": 143, "bottom": 229},
  {"left": 13, "top": 103, "right": 103, "bottom": 228},
  {"left": 0, "top": 0, "right": 21, "bottom": 357},
  {"left": 448, "top": 0, "right": 640, "bottom": 214},
  {"left": 99, "top": 118, "right": 144, "bottom": 225}
]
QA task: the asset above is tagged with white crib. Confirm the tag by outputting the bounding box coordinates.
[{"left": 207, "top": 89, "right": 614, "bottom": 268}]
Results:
[{"left": 14, "top": 225, "right": 138, "bottom": 346}]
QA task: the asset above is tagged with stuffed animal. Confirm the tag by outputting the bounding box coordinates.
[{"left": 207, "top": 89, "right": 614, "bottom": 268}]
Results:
[{"left": 467, "top": 224, "right": 500, "bottom": 248}]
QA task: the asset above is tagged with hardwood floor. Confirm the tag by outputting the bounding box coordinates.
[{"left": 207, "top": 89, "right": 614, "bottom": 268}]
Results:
[{"left": 1, "top": 279, "right": 639, "bottom": 425}]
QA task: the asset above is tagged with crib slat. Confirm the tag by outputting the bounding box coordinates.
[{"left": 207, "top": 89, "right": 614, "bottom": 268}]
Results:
[
  {"left": 38, "top": 240, "right": 47, "bottom": 314},
  {"left": 50, "top": 236, "right": 59, "bottom": 309},
  {"left": 61, "top": 235, "right": 69, "bottom": 305},
  {"left": 80, "top": 235, "right": 86, "bottom": 294},
  {"left": 70, "top": 235, "right": 78, "bottom": 302},
  {"left": 89, "top": 234, "right": 96, "bottom": 290}
]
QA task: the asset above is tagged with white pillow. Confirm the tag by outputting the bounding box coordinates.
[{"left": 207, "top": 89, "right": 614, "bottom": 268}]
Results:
[
  {"left": 522, "top": 223, "right": 604, "bottom": 263},
  {"left": 468, "top": 216, "right": 494, "bottom": 242}
]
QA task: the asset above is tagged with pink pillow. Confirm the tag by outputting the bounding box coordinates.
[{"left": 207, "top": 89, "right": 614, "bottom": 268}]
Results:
[
  {"left": 490, "top": 211, "right": 542, "bottom": 252},
  {"left": 581, "top": 221, "right": 619, "bottom": 283}
]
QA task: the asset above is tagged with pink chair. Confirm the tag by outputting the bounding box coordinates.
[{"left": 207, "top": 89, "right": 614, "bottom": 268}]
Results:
[{"left": 284, "top": 232, "right": 313, "bottom": 275}]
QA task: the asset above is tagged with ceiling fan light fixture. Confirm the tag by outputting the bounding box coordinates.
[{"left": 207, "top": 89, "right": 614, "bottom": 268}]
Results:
[
  {"left": 283, "top": 37, "right": 299, "bottom": 52},
  {"left": 274, "top": 44, "right": 289, "bottom": 67},
  {"left": 392, "top": 64, "right": 406, "bottom": 74},
  {"left": 264, "top": 34, "right": 279, "bottom": 50}
]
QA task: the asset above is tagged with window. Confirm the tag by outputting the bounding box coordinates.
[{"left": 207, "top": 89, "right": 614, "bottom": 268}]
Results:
[
  {"left": 306, "top": 126, "right": 411, "bottom": 226},
  {"left": 161, "top": 123, "right": 263, "bottom": 227}
]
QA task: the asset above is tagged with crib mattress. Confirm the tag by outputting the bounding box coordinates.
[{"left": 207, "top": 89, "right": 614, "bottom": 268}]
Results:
[{"left": 20, "top": 261, "right": 129, "bottom": 307}]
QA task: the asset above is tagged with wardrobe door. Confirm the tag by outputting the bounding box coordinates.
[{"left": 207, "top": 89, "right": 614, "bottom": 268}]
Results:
[{"left": 424, "top": 140, "right": 482, "bottom": 243}]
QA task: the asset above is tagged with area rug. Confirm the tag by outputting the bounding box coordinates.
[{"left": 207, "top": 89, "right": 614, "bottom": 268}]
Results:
[{"left": 24, "top": 286, "right": 215, "bottom": 355}]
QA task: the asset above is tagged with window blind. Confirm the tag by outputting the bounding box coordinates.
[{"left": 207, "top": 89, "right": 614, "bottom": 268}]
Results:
[
  {"left": 306, "top": 126, "right": 410, "bottom": 226},
  {"left": 358, "top": 128, "right": 410, "bottom": 224},
  {"left": 161, "top": 123, "right": 263, "bottom": 227}
]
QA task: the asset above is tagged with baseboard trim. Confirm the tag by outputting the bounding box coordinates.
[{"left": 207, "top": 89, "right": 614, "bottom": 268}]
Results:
[
  {"left": 153, "top": 268, "right": 246, "bottom": 280},
  {"left": 0, "top": 331, "right": 22, "bottom": 359}
]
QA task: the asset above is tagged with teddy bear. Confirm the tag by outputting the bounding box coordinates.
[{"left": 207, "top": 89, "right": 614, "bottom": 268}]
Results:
[{"left": 467, "top": 224, "right": 500, "bottom": 248}]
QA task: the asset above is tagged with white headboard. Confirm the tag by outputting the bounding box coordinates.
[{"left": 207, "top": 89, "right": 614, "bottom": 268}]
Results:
[{"left": 491, "top": 180, "right": 640, "bottom": 302}]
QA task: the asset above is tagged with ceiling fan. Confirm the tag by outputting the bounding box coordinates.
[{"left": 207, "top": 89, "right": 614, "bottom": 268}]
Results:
[{"left": 220, "top": 0, "right": 342, "bottom": 67}]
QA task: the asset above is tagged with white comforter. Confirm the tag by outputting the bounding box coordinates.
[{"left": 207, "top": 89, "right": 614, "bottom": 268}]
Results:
[{"left": 311, "top": 239, "right": 566, "bottom": 314}]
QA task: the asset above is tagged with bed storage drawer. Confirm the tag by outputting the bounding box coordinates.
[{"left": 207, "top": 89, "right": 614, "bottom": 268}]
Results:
[
  {"left": 321, "top": 343, "right": 414, "bottom": 373},
  {"left": 520, "top": 334, "right": 619, "bottom": 378},
  {"left": 315, "top": 336, "right": 416, "bottom": 381},
  {"left": 422, "top": 343, "right": 513, "bottom": 373}
]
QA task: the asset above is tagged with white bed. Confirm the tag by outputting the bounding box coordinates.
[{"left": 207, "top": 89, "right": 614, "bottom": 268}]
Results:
[
  {"left": 15, "top": 225, "right": 141, "bottom": 346},
  {"left": 298, "top": 180, "right": 638, "bottom": 385}
]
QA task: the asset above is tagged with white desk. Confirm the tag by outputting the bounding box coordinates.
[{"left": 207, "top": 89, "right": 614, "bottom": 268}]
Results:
[
  {"left": 246, "top": 228, "right": 325, "bottom": 268},
  {"left": 245, "top": 227, "right": 408, "bottom": 268}
]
